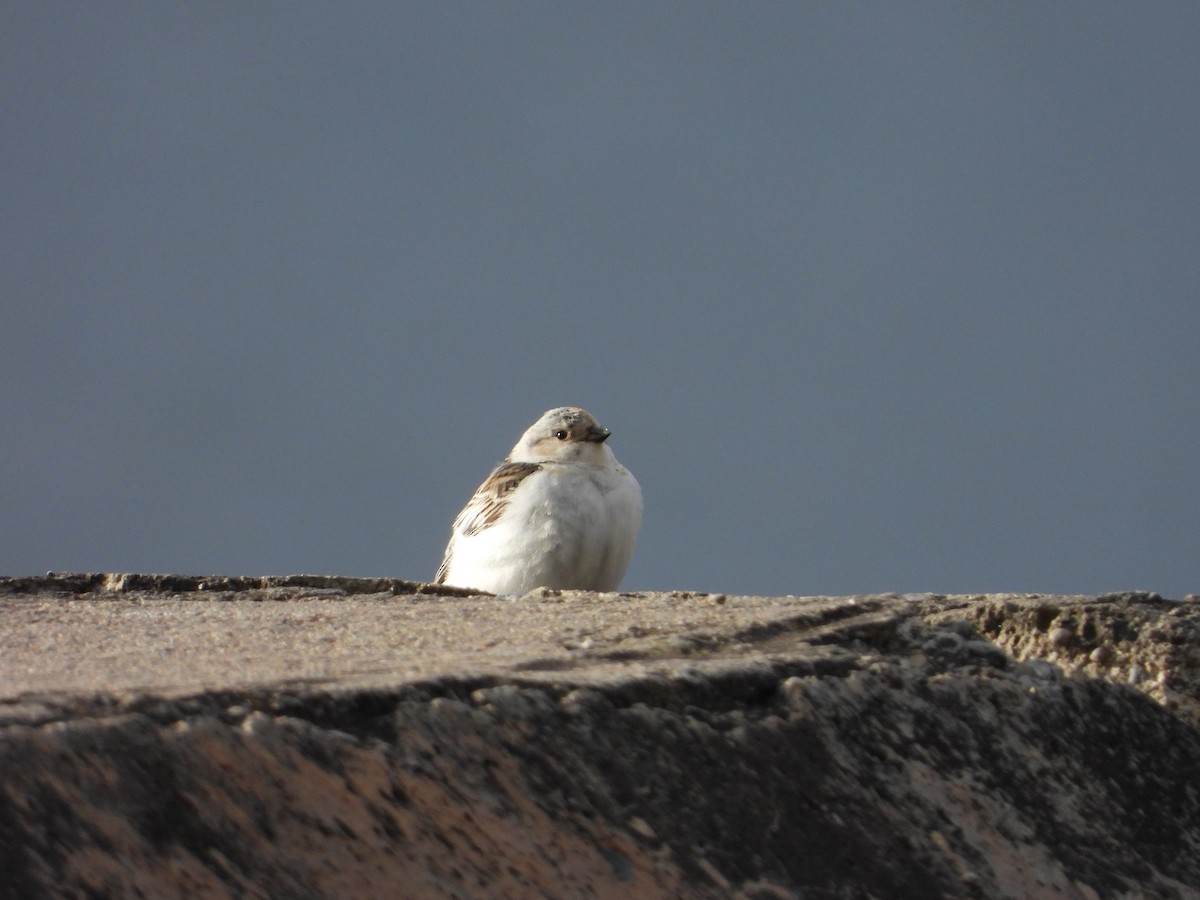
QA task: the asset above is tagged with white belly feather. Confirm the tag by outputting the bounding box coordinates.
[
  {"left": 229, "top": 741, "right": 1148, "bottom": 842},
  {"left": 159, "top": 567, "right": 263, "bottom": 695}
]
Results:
[{"left": 442, "top": 462, "right": 642, "bottom": 595}]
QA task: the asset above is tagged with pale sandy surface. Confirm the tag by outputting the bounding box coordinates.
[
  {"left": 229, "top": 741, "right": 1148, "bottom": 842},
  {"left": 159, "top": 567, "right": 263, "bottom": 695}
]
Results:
[
  {"left": 0, "top": 585, "right": 888, "bottom": 700},
  {"left": 3, "top": 577, "right": 1199, "bottom": 899}
]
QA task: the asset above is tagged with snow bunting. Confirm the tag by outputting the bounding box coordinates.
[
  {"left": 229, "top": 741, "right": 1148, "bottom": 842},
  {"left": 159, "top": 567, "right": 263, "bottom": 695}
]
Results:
[{"left": 435, "top": 407, "right": 642, "bottom": 595}]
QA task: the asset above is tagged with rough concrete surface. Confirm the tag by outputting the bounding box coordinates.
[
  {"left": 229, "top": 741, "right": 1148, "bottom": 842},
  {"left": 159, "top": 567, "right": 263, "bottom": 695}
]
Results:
[{"left": 1, "top": 575, "right": 1199, "bottom": 899}]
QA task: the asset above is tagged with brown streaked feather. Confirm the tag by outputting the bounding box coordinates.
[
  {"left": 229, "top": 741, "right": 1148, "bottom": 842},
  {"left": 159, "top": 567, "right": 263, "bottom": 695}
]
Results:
[
  {"left": 434, "top": 554, "right": 452, "bottom": 584},
  {"left": 456, "top": 461, "right": 543, "bottom": 536},
  {"left": 434, "top": 461, "right": 543, "bottom": 583}
]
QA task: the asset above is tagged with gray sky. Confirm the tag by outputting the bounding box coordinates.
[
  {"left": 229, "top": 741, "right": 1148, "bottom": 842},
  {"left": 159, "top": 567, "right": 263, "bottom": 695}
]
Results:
[{"left": 3, "top": 5, "right": 1198, "bottom": 597}]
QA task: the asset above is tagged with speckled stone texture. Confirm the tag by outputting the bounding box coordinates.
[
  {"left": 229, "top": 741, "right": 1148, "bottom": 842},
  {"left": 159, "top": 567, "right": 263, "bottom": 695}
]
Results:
[{"left": 1, "top": 577, "right": 1198, "bottom": 899}]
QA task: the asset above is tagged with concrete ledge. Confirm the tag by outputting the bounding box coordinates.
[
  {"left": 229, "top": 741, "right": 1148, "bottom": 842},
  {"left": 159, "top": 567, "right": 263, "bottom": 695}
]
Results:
[{"left": 2, "top": 576, "right": 1198, "bottom": 898}]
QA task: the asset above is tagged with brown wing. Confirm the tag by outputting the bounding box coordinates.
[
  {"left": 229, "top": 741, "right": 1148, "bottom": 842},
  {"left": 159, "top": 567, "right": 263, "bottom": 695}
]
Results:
[
  {"left": 434, "top": 461, "right": 542, "bottom": 583},
  {"left": 434, "top": 552, "right": 454, "bottom": 585},
  {"left": 454, "top": 461, "right": 543, "bottom": 536}
]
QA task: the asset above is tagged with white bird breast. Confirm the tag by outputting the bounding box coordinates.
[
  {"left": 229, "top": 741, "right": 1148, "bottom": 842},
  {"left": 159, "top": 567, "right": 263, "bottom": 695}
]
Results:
[{"left": 450, "top": 462, "right": 642, "bottom": 595}]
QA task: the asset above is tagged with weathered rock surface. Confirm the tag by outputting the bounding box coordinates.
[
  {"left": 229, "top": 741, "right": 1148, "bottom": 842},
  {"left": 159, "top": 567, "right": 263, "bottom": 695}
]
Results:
[{"left": 1, "top": 575, "right": 1198, "bottom": 899}]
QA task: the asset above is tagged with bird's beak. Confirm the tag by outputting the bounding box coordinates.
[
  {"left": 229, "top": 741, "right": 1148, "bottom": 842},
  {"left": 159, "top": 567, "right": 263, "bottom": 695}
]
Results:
[{"left": 585, "top": 426, "right": 611, "bottom": 443}]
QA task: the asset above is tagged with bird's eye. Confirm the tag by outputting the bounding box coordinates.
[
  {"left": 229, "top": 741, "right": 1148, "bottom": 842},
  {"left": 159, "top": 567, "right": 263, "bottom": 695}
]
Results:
[{"left": 554, "top": 429, "right": 568, "bottom": 440}]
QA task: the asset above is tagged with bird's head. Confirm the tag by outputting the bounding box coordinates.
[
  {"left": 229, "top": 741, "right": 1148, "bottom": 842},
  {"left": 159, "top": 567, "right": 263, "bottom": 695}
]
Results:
[{"left": 510, "top": 406, "right": 613, "bottom": 463}]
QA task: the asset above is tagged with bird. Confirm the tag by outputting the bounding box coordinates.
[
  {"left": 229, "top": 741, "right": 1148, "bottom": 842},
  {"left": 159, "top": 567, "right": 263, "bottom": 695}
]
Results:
[{"left": 435, "top": 406, "right": 642, "bottom": 595}]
